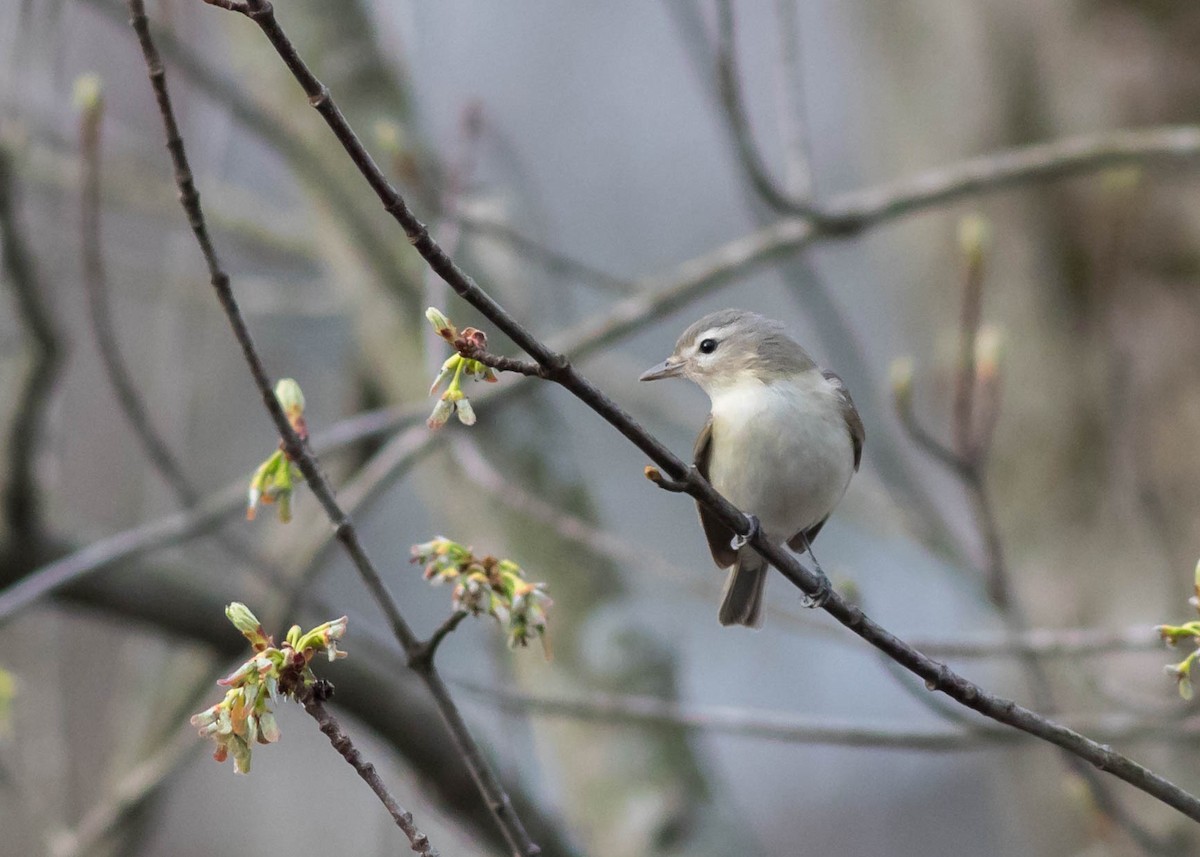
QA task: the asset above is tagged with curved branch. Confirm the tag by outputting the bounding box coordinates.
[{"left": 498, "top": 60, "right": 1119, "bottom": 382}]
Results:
[{"left": 0, "top": 148, "right": 64, "bottom": 550}]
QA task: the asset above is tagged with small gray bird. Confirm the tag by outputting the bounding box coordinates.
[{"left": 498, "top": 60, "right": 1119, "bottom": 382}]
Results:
[{"left": 640, "top": 309, "right": 863, "bottom": 628}]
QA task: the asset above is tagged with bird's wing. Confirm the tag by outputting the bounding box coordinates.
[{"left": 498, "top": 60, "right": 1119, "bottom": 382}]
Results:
[
  {"left": 787, "top": 518, "right": 827, "bottom": 552},
  {"left": 822, "top": 369, "right": 865, "bottom": 472},
  {"left": 787, "top": 372, "right": 865, "bottom": 551},
  {"left": 693, "top": 416, "right": 738, "bottom": 568}
]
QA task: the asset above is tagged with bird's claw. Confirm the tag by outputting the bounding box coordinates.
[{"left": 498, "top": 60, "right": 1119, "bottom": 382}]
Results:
[
  {"left": 797, "top": 571, "right": 832, "bottom": 610},
  {"left": 730, "top": 515, "right": 760, "bottom": 551}
]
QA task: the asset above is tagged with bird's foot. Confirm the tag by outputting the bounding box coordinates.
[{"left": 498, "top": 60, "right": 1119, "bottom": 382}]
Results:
[
  {"left": 798, "top": 570, "right": 832, "bottom": 610},
  {"left": 730, "top": 515, "right": 760, "bottom": 551}
]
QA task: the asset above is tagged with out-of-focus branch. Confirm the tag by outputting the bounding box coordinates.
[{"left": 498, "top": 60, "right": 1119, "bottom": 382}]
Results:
[
  {"left": 825, "top": 125, "right": 1200, "bottom": 230},
  {"left": 0, "top": 147, "right": 64, "bottom": 550},
  {"left": 78, "top": 80, "right": 197, "bottom": 504},
  {"left": 459, "top": 681, "right": 1200, "bottom": 751},
  {"left": 896, "top": 223, "right": 1171, "bottom": 853},
  {"left": 80, "top": 0, "right": 413, "bottom": 310},
  {"left": 301, "top": 682, "right": 439, "bottom": 857},
  {"left": 713, "top": 0, "right": 824, "bottom": 221},
  {"left": 214, "top": 0, "right": 1200, "bottom": 824},
  {"left": 47, "top": 727, "right": 201, "bottom": 857},
  {"left": 771, "top": 0, "right": 812, "bottom": 199},
  {"left": 126, "top": 5, "right": 540, "bottom": 855},
  {"left": 456, "top": 212, "right": 638, "bottom": 295}
]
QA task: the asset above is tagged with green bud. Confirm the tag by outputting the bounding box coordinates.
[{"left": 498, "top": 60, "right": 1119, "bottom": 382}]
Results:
[
  {"left": 72, "top": 73, "right": 103, "bottom": 112},
  {"left": 957, "top": 214, "right": 990, "bottom": 269},
  {"left": 424, "top": 306, "right": 457, "bottom": 341},
  {"left": 225, "top": 602, "right": 265, "bottom": 638},
  {"left": 274, "top": 378, "right": 305, "bottom": 417}
]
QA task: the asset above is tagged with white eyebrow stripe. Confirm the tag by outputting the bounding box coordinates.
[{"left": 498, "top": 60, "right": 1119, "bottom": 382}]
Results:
[{"left": 693, "top": 326, "right": 732, "bottom": 344}]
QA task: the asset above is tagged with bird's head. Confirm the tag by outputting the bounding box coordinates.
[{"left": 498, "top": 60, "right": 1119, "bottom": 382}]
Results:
[{"left": 639, "top": 309, "right": 816, "bottom": 393}]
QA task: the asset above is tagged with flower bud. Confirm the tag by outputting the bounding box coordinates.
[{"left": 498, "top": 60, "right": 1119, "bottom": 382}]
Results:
[
  {"left": 456, "top": 397, "right": 477, "bottom": 425},
  {"left": 425, "top": 306, "right": 457, "bottom": 341},
  {"left": 427, "top": 397, "right": 454, "bottom": 429}
]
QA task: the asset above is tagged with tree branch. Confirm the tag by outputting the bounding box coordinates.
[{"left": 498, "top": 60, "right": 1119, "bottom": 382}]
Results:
[
  {"left": 78, "top": 79, "right": 198, "bottom": 504},
  {"left": 210, "top": 0, "right": 1200, "bottom": 823},
  {"left": 458, "top": 680, "right": 1200, "bottom": 752},
  {"left": 713, "top": 0, "right": 825, "bottom": 221},
  {"left": 0, "top": 147, "right": 64, "bottom": 550},
  {"left": 301, "top": 682, "right": 439, "bottom": 857},
  {"left": 126, "top": 4, "right": 540, "bottom": 854}
]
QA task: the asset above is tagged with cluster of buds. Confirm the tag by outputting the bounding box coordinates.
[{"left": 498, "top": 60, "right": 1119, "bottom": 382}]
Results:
[
  {"left": 1157, "top": 561, "right": 1200, "bottom": 700},
  {"left": 425, "top": 307, "right": 498, "bottom": 429},
  {"left": 411, "top": 537, "right": 552, "bottom": 653},
  {"left": 190, "top": 603, "right": 348, "bottom": 773},
  {"left": 247, "top": 379, "right": 307, "bottom": 523}
]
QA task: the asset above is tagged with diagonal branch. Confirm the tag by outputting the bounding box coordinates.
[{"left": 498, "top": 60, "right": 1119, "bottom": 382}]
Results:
[
  {"left": 211, "top": 0, "right": 1200, "bottom": 824},
  {"left": 302, "top": 682, "right": 439, "bottom": 856},
  {"left": 125, "top": 4, "right": 540, "bottom": 855}
]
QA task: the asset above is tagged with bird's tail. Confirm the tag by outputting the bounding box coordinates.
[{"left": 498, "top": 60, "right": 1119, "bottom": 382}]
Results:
[{"left": 718, "top": 551, "right": 768, "bottom": 628}]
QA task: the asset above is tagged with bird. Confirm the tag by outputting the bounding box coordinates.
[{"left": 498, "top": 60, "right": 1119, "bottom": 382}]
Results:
[{"left": 639, "top": 309, "right": 863, "bottom": 628}]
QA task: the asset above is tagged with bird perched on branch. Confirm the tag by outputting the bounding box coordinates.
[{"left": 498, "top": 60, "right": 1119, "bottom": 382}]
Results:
[{"left": 640, "top": 309, "right": 863, "bottom": 628}]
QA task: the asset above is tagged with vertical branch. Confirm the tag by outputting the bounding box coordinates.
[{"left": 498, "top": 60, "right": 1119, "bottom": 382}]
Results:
[
  {"left": 952, "top": 218, "right": 986, "bottom": 462},
  {"left": 899, "top": 221, "right": 1174, "bottom": 854},
  {"left": 771, "top": 0, "right": 813, "bottom": 199},
  {"left": 0, "top": 147, "right": 64, "bottom": 552},
  {"left": 77, "top": 80, "right": 199, "bottom": 505},
  {"left": 713, "top": 0, "right": 821, "bottom": 220}
]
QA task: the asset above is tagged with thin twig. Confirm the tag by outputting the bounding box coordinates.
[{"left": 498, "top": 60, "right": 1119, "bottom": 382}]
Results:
[
  {"left": 126, "top": 5, "right": 539, "bottom": 855},
  {"left": 713, "top": 0, "right": 825, "bottom": 222},
  {"left": 771, "top": 0, "right": 813, "bottom": 199},
  {"left": 214, "top": 0, "right": 1200, "bottom": 823},
  {"left": 908, "top": 242, "right": 1172, "bottom": 853},
  {"left": 48, "top": 727, "right": 202, "bottom": 857},
  {"left": 456, "top": 212, "right": 638, "bottom": 295},
  {"left": 458, "top": 343, "right": 549, "bottom": 379},
  {"left": 0, "top": 147, "right": 63, "bottom": 550},
  {"left": 409, "top": 611, "right": 468, "bottom": 671},
  {"left": 302, "top": 683, "right": 439, "bottom": 857},
  {"left": 78, "top": 80, "right": 197, "bottom": 504},
  {"left": 457, "top": 680, "right": 1200, "bottom": 751}
]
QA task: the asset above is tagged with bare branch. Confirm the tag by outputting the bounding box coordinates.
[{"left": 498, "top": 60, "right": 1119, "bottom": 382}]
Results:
[
  {"left": 48, "top": 728, "right": 201, "bottom": 857},
  {"left": 713, "top": 0, "right": 824, "bottom": 220},
  {"left": 213, "top": 0, "right": 1200, "bottom": 823},
  {"left": 459, "top": 681, "right": 1200, "bottom": 752},
  {"left": 302, "top": 682, "right": 439, "bottom": 857},
  {"left": 456, "top": 212, "right": 638, "bottom": 295},
  {"left": 78, "top": 81, "right": 198, "bottom": 504},
  {"left": 0, "top": 147, "right": 64, "bottom": 549},
  {"left": 827, "top": 125, "right": 1200, "bottom": 229}
]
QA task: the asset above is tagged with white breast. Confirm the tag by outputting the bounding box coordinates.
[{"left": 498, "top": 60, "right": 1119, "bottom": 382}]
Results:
[{"left": 706, "top": 373, "right": 855, "bottom": 540}]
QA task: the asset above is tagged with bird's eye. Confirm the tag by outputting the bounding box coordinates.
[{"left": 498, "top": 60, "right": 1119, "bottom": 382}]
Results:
[{"left": 698, "top": 338, "right": 718, "bottom": 354}]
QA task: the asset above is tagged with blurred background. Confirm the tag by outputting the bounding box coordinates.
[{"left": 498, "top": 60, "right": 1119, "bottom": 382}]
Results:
[{"left": 2, "top": 1, "right": 1200, "bottom": 855}]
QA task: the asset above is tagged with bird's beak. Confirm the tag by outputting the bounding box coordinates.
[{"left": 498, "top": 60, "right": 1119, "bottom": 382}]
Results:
[{"left": 639, "top": 357, "right": 685, "bottom": 382}]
